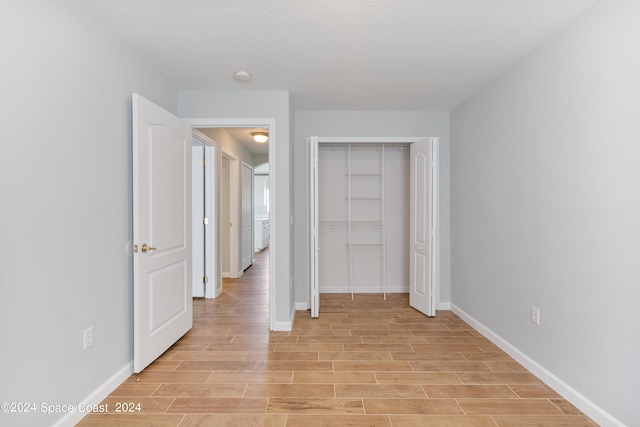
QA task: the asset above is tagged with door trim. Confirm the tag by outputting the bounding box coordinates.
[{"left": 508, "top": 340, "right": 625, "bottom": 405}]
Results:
[
  {"left": 308, "top": 136, "right": 439, "bottom": 317},
  {"left": 241, "top": 161, "right": 254, "bottom": 271},
  {"left": 222, "top": 148, "right": 240, "bottom": 278},
  {"left": 185, "top": 118, "right": 276, "bottom": 331},
  {"left": 192, "top": 130, "right": 220, "bottom": 298}
]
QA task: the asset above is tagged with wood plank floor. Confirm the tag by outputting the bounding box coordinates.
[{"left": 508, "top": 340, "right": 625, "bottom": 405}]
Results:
[{"left": 78, "top": 249, "right": 597, "bottom": 426}]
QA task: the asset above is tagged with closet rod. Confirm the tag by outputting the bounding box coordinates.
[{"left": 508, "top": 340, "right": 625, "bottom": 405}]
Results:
[{"left": 319, "top": 143, "right": 409, "bottom": 149}]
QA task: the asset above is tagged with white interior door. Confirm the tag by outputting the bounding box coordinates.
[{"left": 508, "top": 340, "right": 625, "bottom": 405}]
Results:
[
  {"left": 192, "top": 143, "right": 205, "bottom": 297},
  {"left": 133, "top": 93, "right": 192, "bottom": 373},
  {"left": 409, "top": 138, "right": 438, "bottom": 317},
  {"left": 241, "top": 163, "right": 253, "bottom": 271},
  {"left": 308, "top": 137, "right": 320, "bottom": 318}
]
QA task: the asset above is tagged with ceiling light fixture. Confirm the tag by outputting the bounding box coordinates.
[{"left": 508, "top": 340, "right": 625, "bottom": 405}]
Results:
[
  {"left": 251, "top": 131, "right": 269, "bottom": 143},
  {"left": 234, "top": 70, "right": 251, "bottom": 82}
]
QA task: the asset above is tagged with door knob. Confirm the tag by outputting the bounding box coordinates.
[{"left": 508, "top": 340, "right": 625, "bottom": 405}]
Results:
[{"left": 141, "top": 243, "right": 157, "bottom": 253}]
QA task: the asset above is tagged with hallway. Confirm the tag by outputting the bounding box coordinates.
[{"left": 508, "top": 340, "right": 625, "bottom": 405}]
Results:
[{"left": 78, "top": 247, "right": 595, "bottom": 426}]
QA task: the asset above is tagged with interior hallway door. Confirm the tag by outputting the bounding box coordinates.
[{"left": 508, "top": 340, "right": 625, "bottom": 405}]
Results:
[{"left": 132, "top": 93, "right": 192, "bottom": 372}]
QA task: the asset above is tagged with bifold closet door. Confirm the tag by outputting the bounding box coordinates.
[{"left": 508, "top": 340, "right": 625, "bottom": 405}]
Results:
[
  {"left": 308, "top": 137, "right": 319, "bottom": 318},
  {"left": 409, "top": 138, "right": 438, "bottom": 317}
]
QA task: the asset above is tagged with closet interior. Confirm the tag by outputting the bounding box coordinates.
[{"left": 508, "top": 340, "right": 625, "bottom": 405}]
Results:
[{"left": 317, "top": 143, "right": 410, "bottom": 297}]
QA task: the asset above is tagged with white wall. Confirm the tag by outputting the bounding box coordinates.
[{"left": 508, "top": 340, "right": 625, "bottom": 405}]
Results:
[
  {"left": 178, "top": 91, "right": 294, "bottom": 328},
  {"left": 293, "top": 111, "right": 451, "bottom": 308},
  {"left": 0, "top": 1, "right": 178, "bottom": 426},
  {"left": 450, "top": 0, "right": 640, "bottom": 425}
]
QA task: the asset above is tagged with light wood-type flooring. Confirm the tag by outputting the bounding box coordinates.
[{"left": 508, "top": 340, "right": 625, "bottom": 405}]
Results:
[{"left": 78, "top": 249, "right": 597, "bottom": 426}]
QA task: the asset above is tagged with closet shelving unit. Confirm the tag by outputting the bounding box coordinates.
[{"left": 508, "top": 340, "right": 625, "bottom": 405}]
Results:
[
  {"left": 317, "top": 143, "right": 409, "bottom": 300},
  {"left": 346, "top": 144, "right": 386, "bottom": 299},
  {"left": 309, "top": 136, "right": 438, "bottom": 319}
]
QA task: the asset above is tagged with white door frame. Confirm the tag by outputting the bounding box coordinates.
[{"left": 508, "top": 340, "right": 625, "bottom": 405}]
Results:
[
  {"left": 241, "top": 161, "right": 254, "bottom": 271},
  {"left": 308, "top": 136, "right": 439, "bottom": 317},
  {"left": 192, "top": 130, "right": 220, "bottom": 298},
  {"left": 192, "top": 141, "right": 206, "bottom": 297},
  {"left": 308, "top": 136, "right": 319, "bottom": 317},
  {"left": 222, "top": 148, "right": 240, "bottom": 278},
  {"left": 186, "top": 118, "right": 276, "bottom": 331}
]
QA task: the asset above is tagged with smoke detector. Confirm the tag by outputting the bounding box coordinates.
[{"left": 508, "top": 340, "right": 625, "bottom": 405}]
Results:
[{"left": 234, "top": 71, "right": 251, "bottom": 82}]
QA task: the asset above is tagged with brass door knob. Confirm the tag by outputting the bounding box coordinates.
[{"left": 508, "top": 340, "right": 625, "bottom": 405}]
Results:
[{"left": 141, "top": 243, "right": 157, "bottom": 253}]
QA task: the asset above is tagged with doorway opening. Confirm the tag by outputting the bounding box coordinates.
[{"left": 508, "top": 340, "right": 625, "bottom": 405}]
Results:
[
  {"left": 187, "top": 118, "right": 275, "bottom": 331},
  {"left": 308, "top": 137, "right": 440, "bottom": 319}
]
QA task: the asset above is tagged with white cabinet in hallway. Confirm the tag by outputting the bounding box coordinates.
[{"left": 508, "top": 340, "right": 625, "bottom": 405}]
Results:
[{"left": 254, "top": 218, "right": 269, "bottom": 252}]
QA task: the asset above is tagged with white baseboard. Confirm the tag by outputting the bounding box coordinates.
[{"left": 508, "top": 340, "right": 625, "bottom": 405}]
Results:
[
  {"left": 437, "top": 302, "right": 451, "bottom": 310},
  {"left": 319, "top": 286, "right": 409, "bottom": 294},
  {"left": 295, "top": 302, "right": 309, "bottom": 311},
  {"left": 271, "top": 307, "right": 295, "bottom": 331},
  {"left": 52, "top": 362, "right": 133, "bottom": 427},
  {"left": 450, "top": 304, "right": 624, "bottom": 427},
  {"left": 296, "top": 299, "right": 448, "bottom": 312},
  {"left": 204, "top": 283, "right": 223, "bottom": 299},
  {"left": 213, "top": 286, "right": 223, "bottom": 298},
  {"left": 222, "top": 271, "right": 244, "bottom": 279}
]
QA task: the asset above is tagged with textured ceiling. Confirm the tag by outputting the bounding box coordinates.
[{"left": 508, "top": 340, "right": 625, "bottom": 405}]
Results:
[{"left": 76, "top": 0, "right": 599, "bottom": 110}]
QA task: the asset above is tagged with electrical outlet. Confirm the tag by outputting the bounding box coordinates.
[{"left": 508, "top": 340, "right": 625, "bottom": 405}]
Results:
[
  {"left": 531, "top": 306, "right": 540, "bottom": 326},
  {"left": 83, "top": 327, "right": 94, "bottom": 350}
]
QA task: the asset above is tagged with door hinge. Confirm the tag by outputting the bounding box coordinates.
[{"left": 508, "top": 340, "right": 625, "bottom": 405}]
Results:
[
  {"left": 203, "top": 217, "right": 209, "bottom": 225},
  {"left": 202, "top": 159, "right": 207, "bottom": 167},
  {"left": 203, "top": 276, "right": 208, "bottom": 284}
]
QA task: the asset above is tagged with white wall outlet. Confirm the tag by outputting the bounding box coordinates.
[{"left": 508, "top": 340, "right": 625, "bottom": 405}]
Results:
[
  {"left": 531, "top": 306, "right": 540, "bottom": 325},
  {"left": 83, "top": 326, "right": 94, "bottom": 350}
]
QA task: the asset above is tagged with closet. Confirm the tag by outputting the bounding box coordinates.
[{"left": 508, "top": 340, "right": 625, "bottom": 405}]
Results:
[{"left": 309, "top": 137, "right": 439, "bottom": 319}]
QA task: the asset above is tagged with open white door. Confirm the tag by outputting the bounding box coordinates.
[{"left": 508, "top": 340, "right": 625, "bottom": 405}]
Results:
[
  {"left": 410, "top": 138, "right": 439, "bottom": 317},
  {"left": 308, "top": 136, "right": 320, "bottom": 318},
  {"left": 133, "top": 93, "right": 192, "bottom": 373}
]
